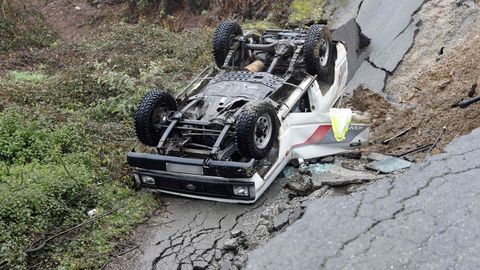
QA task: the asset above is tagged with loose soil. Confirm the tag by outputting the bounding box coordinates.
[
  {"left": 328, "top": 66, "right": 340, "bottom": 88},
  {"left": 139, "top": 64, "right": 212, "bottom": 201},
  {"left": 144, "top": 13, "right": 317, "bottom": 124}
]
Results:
[{"left": 349, "top": 31, "right": 480, "bottom": 158}]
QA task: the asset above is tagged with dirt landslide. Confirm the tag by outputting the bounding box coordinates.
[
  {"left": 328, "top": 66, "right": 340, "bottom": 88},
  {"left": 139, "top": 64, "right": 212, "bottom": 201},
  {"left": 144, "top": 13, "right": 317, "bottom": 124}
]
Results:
[{"left": 350, "top": 32, "right": 480, "bottom": 158}]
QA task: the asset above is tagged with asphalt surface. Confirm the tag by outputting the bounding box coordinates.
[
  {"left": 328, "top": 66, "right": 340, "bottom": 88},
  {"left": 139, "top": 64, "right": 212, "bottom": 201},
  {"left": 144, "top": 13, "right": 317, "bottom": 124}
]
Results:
[
  {"left": 247, "top": 128, "right": 480, "bottom": 269},
  {"left": 107, "top": 176, "right": 300, "bottom": 270},
  {"left": 331, "top": 0, "right": 426, "bottom": 92}
]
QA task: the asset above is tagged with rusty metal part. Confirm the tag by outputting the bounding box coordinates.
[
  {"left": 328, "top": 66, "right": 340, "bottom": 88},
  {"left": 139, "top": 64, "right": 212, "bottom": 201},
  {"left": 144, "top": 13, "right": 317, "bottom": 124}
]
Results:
[
  {"left": 427, "top": 126, "right": 447, "bottom": 155},
  {"left": 244, "top": 60, "right": 265, "bottom": 72},
  {"left": 382, "top": 127, "right": 412, "bottom": 145}
]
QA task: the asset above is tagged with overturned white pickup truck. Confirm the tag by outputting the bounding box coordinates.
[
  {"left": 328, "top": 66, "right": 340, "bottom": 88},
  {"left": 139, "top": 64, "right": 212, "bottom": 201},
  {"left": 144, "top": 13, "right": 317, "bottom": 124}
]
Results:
[{"left": 127, "top": 21, "right": 369, "bottom": 203}]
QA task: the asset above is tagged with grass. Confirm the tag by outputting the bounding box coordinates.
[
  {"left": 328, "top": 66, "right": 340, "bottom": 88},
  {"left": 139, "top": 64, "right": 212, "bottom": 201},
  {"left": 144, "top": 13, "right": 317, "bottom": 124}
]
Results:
[
  {"left": 0, "top": 1, "right": 56, "bottom": 53},
  {"left": 288, "top": 0, "right": 326, "bottom": 24}
]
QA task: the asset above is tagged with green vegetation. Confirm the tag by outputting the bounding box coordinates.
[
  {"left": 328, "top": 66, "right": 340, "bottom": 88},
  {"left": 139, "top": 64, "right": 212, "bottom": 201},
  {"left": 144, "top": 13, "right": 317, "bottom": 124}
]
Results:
[
  {"left": 0, "top": 1, "right": 56, "bottom": 53},
  {"left": 0, "top": 19, "right": 211, "bottom": 270},
  {"left": 289, "top": 0, "right": 326, "bottom": 24},
  {"left": 243, "top": 20, "right": 279, "bottom": 32}
]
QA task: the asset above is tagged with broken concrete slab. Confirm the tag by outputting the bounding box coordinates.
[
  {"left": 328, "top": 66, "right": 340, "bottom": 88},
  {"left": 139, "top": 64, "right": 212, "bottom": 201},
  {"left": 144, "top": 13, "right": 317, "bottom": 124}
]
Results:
[
  {"left": 272, "top": 209, "right": 293, "bottom": 231},
  {"left": 311, "top": 171, "right": 376, "bottom": 187},
  {"left": 230, "top": 229, "right": 244, "bottom": 238},
  {"left": 346, "top": 61, "right": 388, "bottom": 93},
  {"left": 222, "top": 238, "right": 240, "bottom": 251},
  {"left": 367, "top": 152, "right": 392, "bottom": 161},
  {"left": 311, "top": 172, "right": 343, "bottom": 189},
  {"left": 357, "top": 0, "right": 425, "bottom": 72},
  {"left": 288, "top": 207, "right": 303, "bottom": 225},
  {"left": 286, "top": 174, "right": 312, "bottom": 195},
  {"left": 366, "top": 157, "right": 413, "bottom": 173}
]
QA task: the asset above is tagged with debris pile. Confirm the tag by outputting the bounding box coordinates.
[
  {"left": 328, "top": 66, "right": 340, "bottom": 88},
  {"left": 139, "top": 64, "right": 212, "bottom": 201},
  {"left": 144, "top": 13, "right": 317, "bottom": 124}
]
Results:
[{"left": 347, "top": 33, "right": 480, "bottom": 159}]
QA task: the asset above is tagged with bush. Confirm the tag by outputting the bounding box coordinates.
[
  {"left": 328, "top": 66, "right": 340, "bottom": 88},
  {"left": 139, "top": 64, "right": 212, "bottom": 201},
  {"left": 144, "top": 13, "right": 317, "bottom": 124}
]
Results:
[
  {"left": 0, "top": 2, "right": 56, "bottom": 53},
  {"left": 0, "top": 109, "right": 86, "bottom": 165}
]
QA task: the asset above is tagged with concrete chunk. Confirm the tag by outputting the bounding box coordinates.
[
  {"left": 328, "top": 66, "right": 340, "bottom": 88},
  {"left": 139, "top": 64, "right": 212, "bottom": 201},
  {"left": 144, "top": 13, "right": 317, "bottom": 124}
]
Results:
[{"left": 366, "top": 157, "right": 412, "bottom": 173}]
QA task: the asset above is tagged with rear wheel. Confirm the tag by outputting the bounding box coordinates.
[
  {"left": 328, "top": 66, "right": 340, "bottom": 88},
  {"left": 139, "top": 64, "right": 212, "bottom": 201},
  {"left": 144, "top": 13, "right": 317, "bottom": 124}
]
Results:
[
  {"left": 134, "top": 90, "right": 177, "bottom": 147},
  {"left": 235, "top": 102, "right": 279, "bottom": 160},
  {"left": 212, "top": 20, "right": 243, "bottom": 68},
  {"left": 304, "top": 24, "right": 336, "bottom": 84}
]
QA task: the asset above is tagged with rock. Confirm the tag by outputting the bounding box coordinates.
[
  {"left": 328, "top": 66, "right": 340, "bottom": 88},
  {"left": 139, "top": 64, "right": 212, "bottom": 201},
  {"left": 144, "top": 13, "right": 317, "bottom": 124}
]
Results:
[
  {"left": 288, "top": 192, "right": 300, "bottom": 199},
  {"left": 311, "top": 172, "right": 343, "bottom": 189},
  {"left": 220, "top": 258, "right": 233, "bottom": 270},
  {"left": 222, "top": 238, "right": 240, "bottom": 250},
  {"left": 288, "top": 207, "right": 303, "bottom": 224},
  {"left": 181, "top": 264, "right": 194, "bottom": 270},
  {"left": 214, "top": 249, "right": 222, "bottom": 260},
  {"left": 286, "top": 174, "right": 312, "bottom": 195},
  {"left": 192, "top": 260, "right": 208, "bottom": 270},
  {"left": 230, "top": 229, "right": 244, "bottom": 238},
  {"left": 319, "top": 156, "right": 335, "bottom": 163},
  {"left": 202, "top": 251, "right": 213, "bottom": 263},
  {"left": 255, "top": 224, "right": 269, "bottom": 236},
  {"left": 273, "top": 209, "right": 293, "bottom": 231}
]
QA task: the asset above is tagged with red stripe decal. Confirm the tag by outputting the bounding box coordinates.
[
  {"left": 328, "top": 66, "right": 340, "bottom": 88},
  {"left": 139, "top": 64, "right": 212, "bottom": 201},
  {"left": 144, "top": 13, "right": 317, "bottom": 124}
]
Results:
[{"left": 293, "top": 125, "right": 332, "bottom": 148}]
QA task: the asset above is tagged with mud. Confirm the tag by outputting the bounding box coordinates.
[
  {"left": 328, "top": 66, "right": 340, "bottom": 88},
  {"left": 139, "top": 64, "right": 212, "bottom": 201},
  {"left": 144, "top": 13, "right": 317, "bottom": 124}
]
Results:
[{"left": 345, "top": 1, "right": 480, "bottom": 159}]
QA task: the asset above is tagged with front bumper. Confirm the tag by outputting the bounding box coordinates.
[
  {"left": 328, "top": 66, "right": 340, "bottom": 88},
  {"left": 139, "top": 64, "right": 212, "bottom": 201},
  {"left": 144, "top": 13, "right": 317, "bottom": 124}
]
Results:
[{"left": 127, "top": 152, "right": 262, "bottom": 203}]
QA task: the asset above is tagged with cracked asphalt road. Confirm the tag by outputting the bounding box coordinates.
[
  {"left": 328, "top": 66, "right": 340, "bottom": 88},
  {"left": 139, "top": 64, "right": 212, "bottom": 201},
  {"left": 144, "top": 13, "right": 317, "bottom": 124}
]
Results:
[
  {"left": 246, "top": 128, "right": 480, "bottom": 269},
  {"left": 107, "top": 176, "right": 300, "bottom": 270}
]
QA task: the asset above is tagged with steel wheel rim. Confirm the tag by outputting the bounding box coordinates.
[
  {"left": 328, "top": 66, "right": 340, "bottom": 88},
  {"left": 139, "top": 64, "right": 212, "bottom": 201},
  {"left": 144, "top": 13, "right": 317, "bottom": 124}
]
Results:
[
  {"left": 254, "top": 115, "right": 272, "bottom": 149},
  {"left": 319, "top": 37, "right": 329, "bottom": 67},
  {"left": 152, "top": 106, "right": 169, "bottom": 128}
]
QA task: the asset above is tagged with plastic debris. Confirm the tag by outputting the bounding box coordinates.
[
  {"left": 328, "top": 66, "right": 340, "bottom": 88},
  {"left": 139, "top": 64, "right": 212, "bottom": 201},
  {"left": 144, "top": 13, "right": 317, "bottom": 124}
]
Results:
[
  {"left": 87, "top": 209, "right": 97, "bottom": 218},
  {"left": 281, "top": 166, "right": 297, "bottom": 178},
  {"left": 330, "top": 108, "right": 352, "bottom": 142}
]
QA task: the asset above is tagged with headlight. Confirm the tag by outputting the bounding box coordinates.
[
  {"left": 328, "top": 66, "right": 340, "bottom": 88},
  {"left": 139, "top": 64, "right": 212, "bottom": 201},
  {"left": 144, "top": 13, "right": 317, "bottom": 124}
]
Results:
[
  {"left": 141, "top": 175, "right": 155, "bottom": 185},
  {"left": 233, "top": 186, "right": 249, "bottom": 197}
]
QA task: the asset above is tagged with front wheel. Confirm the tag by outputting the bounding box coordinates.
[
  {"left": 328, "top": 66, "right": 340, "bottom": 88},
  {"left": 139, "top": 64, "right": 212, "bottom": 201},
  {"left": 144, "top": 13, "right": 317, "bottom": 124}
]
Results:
[
  {"left": 235, "top": 102, "right": 279, "bottom": 160},
  {"left": 134, "top": 90, "right": 177, "bottom": 147}
]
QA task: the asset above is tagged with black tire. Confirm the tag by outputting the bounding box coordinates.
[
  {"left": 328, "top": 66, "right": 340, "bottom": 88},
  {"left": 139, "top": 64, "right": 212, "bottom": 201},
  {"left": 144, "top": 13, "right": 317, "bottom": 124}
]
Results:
[
  {"left": 235, "top": 102, "right": 279, "bottom": 160},
  {"left": 134, "top": 90, "right": 177, "bottom": 147},
  {"left": 212, "top": 20, "right": 243, "bottom": 68},
  {"left": 304, "top": 24, "right": 336, "bottom": 84}
]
